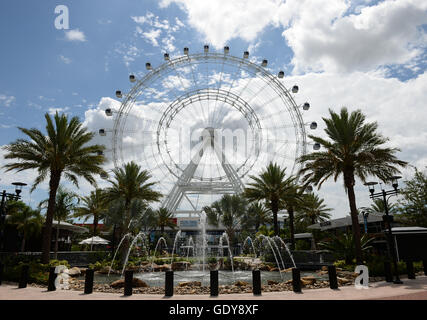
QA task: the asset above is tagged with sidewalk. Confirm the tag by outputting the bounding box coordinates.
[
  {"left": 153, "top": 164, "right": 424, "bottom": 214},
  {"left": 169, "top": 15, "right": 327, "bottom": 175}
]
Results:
[{"left": 1, "top": 276, "right": 427, "bottom": 300}]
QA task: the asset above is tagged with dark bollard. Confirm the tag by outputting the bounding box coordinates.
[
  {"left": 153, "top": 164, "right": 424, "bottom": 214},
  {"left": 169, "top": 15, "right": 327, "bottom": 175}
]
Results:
[
  {"left": 210, "top": 270, "right": 218, "bottom": 297},
  {"left": 18, "top": 264, "right": 29, "bottom": 289},
  {"left": 0, "top": 263, "right": 3, "bottom": 286},
  {"left": 252, "top": 270, "right": 261, "bottom": 295},
  {"left": 165, "top": 270, "right": 174, "bottom": 297},
  {"left": 328, "top": 265, "right": 338, "bottom": 289},
  {"left": 84, "top": 269, "right": 94, "bottom": 294},
  {"left": 406, "top": 261, "right": 415, "bottom": 279},
  {"left": 423, "top": 260, "right": 427, "bottom": 276},
  {"left": 384, "top": 261, "right": 393, "bottom": 282},
  {"left": 124, "top": 270, "right": 133, "bottom": 296},
  {"left": 292, "top": 267, "right": 301, "bottom": 293},
  {"left": 47, "top": 267, "right": 57, "bottom": 291}
]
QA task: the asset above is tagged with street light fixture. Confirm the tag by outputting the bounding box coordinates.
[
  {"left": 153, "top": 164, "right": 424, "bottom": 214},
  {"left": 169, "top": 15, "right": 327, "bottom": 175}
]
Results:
[
  {"left": 364, "top": 176, "right": 402, "bottom": 284},
  {"left": 0, "top": 181, "right": 27, "bottom": 251}
]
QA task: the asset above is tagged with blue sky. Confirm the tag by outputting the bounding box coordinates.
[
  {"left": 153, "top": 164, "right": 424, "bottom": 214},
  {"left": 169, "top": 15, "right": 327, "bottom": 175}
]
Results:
[{"left": 0, "top": 0, "right": 426, "bottom": 220}]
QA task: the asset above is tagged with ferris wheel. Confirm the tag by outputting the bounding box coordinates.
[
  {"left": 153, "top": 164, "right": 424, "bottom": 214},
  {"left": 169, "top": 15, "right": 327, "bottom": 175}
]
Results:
[{"left": 99, "top": 45, "right": 318, "bottom": 216}]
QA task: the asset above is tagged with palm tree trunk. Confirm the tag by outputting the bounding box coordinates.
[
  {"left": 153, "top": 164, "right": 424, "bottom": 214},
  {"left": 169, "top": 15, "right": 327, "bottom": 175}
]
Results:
[
  {"left": 271, "top": 199, "right": 279, "bottom": 236},
  {"left": 93, "top": 214, "right": 98, "bottom": 237},
  {"left": 41, "top": 172, "right": 61, "bottom": 264},
  {"left": 21, "top": 231, "right": 26, "bottom": 252},
  {"left": 344, "top": 172, "right": 363, "bottom": 264},
  {"left": 288, "top": 206, "right": 295, "bottom": 250}
]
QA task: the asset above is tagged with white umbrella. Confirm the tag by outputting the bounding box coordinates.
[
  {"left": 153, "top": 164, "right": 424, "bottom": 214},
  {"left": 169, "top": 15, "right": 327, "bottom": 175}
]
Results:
[{"left": 79, "top": 236, "right": 110, "bottom": 245}]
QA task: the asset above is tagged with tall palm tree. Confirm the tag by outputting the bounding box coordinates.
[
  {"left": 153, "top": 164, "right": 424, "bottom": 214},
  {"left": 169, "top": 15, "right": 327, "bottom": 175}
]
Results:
[
  {"left": 39, "top": 186, "right": 79, "bottom": 258},
  {"left": 295, "top": 193, "right": 332, "bottom": 226},
  {"left": 7, "top": 201, "right": 43, "bottom": 252},
  {"left": 153, "top": 207, "right": 177, "bottom": 235},
  {"left": 74, "top": 188, "right": 107, "bottom": 238},
  {"left": 298, "top": 107, "right": 407, "bottom": 264},
  {"left": 244, "top": 162, "right": 296, "bottom": 236},
  {"left": 2, "top": 112, "right": 106, "bottom": 263},
  {"left": 280, "top": 181, "right": 303, "bottom": 250},
  {"left": 204, "top": 194, "right": 247, "bottom": 245},
  {"left": 105, "top": 161, "right": 162, "bottom": 260}
]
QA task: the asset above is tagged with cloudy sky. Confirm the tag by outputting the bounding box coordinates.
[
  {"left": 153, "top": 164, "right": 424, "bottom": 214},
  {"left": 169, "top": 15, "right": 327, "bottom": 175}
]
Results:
[{"left": 0, "top": 0, "right": 426, "bottom": 220}]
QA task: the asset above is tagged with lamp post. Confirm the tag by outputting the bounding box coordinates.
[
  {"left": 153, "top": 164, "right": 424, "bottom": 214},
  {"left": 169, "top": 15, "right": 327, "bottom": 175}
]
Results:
[
  {"left": 0, "top": 182, "right": 27, "bottom": 251},
  {"left": 364, "top": 176, "right": 402, "bottom": 284}
]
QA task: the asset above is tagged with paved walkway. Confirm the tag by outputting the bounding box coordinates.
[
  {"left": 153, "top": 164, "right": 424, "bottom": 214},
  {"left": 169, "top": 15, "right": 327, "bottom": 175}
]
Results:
[{"left": 1, "top": 276, "right": 427, "bottom": 300}]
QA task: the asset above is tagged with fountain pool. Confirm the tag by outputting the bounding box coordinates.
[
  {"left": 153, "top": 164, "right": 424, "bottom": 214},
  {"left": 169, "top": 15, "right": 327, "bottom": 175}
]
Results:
[{"left": 78, "top": 270, "right": 328, "bottom": 287}]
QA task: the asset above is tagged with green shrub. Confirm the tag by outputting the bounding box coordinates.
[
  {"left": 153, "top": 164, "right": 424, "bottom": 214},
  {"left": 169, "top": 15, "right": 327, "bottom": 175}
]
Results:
[
  {"left": 208, "top": 257, "right": 217, "bottom": 264},
  {"left": 2, "top": 258, "right": 70, "bottom": 285}
]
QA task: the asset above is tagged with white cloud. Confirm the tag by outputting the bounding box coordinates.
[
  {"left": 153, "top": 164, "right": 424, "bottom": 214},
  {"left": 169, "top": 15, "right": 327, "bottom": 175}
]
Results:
[
  {"left": 48, "top": 107, "right": 70, "bottom": 115},
  {"left": 139, "top": 28, "right": 162, "bottom": 47},
  {"left": 160, "top": 0, "right": 282, "bottom": 48},
  {"left": 59, "top": 55, "right": 72, "bottom": 64},
  {"left": 162, "top": 0, "right": 427, "bottom": 73},
  {"left": 64, "top": 29, "right": 87, "bottom": 42},
  {"left": 280, "top": 0, "right": 427, "bottom": 73},
  {"left": 0, "top": 94, "right": 16, "bottom": 107}
]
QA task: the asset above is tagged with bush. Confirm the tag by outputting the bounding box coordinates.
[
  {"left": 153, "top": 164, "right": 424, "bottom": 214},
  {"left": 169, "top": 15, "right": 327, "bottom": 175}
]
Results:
[
  {"left": 334, "top": 256, "right": 425, "bottom": 277},
  {"left": 2, "top": 258, "right": 70, "bottom": 285}
]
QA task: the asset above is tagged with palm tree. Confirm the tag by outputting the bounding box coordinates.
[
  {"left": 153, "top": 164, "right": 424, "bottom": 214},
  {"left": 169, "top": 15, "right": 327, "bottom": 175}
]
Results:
[
  {"left": 74, "top": 189, "right": 108, "bottom": 238},
  {"left": 105, "top": 161, "right": 162, "bottom": 260},
  {"left": 280, "top": 181, "right": 303, "bottom": 250},
  {"left": 2, "top": 112, "right": 106, "bottom": 263},
  {"left": 39, "top": 186, "right": 79, "bottom": 258},
  {"left": 7, "top": 201, "right": 43, "bottom": 252},
  {"left": 153, "top": 207, "right": 177, "bottom": 235},
  {"left": 318, "top": 233, "right": 374, "bottom": 264},
  {"left": 244, "top": 162, "right": 296, "bottom": 236},
  {"left": 299, "top": 107, "right": 407, "bottom": 264},
  {"left": 295, "top": 193, "right": 332, "bottom": 226},
  {"left": 204, "top": 194, "right": 247, "bottom": 245},
  {"left": 242, "top": 202, "right": 271, "bottom": 233},
  {"left": 365, "top": 198, "right": 397, "bottom": 214}
]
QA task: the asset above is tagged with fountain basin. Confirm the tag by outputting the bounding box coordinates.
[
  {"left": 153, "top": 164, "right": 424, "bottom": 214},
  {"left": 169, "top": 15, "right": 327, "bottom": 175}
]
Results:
[{"left": 78, "top": 270, "right": 329, "bottom": 287}]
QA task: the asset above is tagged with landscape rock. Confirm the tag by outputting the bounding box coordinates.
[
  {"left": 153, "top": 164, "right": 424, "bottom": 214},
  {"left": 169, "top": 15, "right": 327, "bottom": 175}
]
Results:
[
  {"left": 68, "top": 267, "right": 81, "bottom": 277},
  {"left": 178, "top": 281, "right": 202, "bottom": 287},
  {"left": 337, "top": 277, "right": 352, "bottom": 285},
  {"left": 301, "top": 276, "right": 316, "bottom": 286},
  {"left": 171, "top": 261, "right": 191, "bottom": 271},
  {"left": 110, "top": 278, "right": 149, "bottom": 288},
  {"left": 98, "top": 266, "right": 114, "bottom": 274},
  {"left": 234, "top": 281, "right": 249, "bottom": 287}
]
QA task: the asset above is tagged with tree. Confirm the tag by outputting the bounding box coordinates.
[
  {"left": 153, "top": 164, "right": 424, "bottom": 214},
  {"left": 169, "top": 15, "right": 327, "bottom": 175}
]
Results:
[
  {"left": 295, "top": 193, "right": 332, "bottom": 226},
  {"left": 359, "top": 198, "right": 397, "bottom": 216},
  {"left": 244, "top": 162, "right": 296, "bottom": 236},
  {"left": 2, "top": 112, "right": 106, "bottom": 263},
  {"left": 204, "top": 194, "right": 247, "bottom": 245},
  {"left": 279, "top": 181, "right": 303, "bottom": 250},
  {"left": 318, "top": 232, "right": 374, "bottom": 264},
  {"left": 152, "top": 207, "right": 177, "bottom": 235},
  {"left": 299, "top": 107, "right": 407, "bottom": 264},
  {"left": 241, "top": 202, "right": 271, "bottom": 233},
  {"left": 104, "top": 161, "right": 162, "bottom": 260},
  {"left": 74, "top": 188, "right": 108, "bottom": 238},
  {"left": 7, "top": 201, "right": 43, "bottom": 252},
  {"left": 396, "top": 168, "right": 427, "bottom": 227},
  {"left": 39, "top": 186, "right": 79, "bottom": 258}
]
